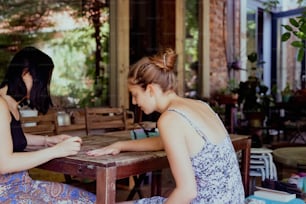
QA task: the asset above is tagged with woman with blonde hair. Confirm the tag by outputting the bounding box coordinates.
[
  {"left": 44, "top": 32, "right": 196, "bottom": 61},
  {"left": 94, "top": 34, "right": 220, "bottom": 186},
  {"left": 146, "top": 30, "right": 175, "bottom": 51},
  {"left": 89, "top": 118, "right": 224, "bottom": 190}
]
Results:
[{"left": 87, "top": 48, "right": 244, "bottom": 204}]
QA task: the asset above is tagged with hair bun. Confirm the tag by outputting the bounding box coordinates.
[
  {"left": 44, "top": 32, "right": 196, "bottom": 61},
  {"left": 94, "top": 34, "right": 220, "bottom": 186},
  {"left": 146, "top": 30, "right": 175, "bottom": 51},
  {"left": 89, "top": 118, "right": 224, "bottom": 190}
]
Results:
[{"left": 150, "top": 48, "right": 177, "bottom": 71}]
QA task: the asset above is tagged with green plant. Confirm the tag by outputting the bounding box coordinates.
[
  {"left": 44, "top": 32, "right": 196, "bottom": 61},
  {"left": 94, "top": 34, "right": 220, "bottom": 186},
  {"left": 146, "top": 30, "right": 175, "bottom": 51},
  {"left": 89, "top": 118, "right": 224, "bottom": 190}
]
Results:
[
  {"left": 236, "top": 52, "right": 274, "bottom": 116},
  {"left": 263, "top": 1, "right": 305, "bottom": 61},
  {"left": 281, "top": 83, "right": 294, "bottom": 102},
  {"left": 281, "top": 11, "right": 306, "bottom": 61},
  {"left": 281, "top": 83, "right": 294, "bottom": 95},
  {"left": 262, "top": 0, "right": 279, "bottom": 12},
  {"left": 216, "top": 79, "right": 239, "bottom": 95}
]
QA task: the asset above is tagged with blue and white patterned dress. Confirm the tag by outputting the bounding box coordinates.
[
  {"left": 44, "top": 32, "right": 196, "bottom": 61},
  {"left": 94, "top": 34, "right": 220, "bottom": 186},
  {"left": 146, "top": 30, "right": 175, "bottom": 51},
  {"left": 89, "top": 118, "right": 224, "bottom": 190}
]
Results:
[
  {"left": 135, "top": 108, "right": 245, "bottom": 204},
  {"left": 0, "top": 112, "right": 96, "bottom": 203}
]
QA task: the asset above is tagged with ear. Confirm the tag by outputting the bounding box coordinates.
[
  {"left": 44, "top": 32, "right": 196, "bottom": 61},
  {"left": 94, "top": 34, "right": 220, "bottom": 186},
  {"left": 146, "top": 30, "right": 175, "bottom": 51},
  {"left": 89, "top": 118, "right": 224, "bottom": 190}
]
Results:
[{"left": 146, "top": 84, "right": 155, "bottom": 96}]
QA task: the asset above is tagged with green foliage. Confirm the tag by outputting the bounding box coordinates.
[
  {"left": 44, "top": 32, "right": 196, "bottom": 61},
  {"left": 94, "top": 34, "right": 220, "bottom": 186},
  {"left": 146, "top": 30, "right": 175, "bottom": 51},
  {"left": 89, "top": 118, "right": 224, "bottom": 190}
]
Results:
[
  {"left": 281, "top": 83, "right": 294, "bottom": 96},
  {"left": 185, "top": 0, "right": 199, "bottom": 65},
  {"left": 49, "top": 28, "right": 95, "bottom": 95},
  {"left": 263, "top": 0, "right": 306, "bottom": 61},
  {"left": 0, "top": 1, "right": 110, "bottom": 108},
  {"left": 48, "top": 24, "right": 109, "bottom": 107},
  {"left": 246, "top": 52, "right": 265, "bottom": 79},
  {"left": 281, "top": 9, "right": 306, "bottom": 61},
  {"left": 262, "top": 0, "right": 279, "bottom": 12}
]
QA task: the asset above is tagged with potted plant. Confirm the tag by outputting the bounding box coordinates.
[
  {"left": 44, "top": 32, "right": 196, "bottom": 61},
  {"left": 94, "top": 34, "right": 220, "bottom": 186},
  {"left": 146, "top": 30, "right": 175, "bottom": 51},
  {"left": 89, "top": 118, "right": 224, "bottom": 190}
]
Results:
[
  {"left": 281, "top": 83, "right": 294, "bottom": 103},
  {"left": 213, "top": 79, "right": 239, "bottom": 102},
  {"left": 235, "top": 52, "right": 274, "bottom": 128}
]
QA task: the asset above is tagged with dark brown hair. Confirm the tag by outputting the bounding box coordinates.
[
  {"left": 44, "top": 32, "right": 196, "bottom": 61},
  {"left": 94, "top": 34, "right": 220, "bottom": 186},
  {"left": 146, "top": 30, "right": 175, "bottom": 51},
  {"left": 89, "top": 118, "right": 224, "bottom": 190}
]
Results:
[
  {"left": 128, "top": 48, "right": 177, "bottom": 92},
  {"left": 0, "top": 46, "right": 54, "bottom": 114}
]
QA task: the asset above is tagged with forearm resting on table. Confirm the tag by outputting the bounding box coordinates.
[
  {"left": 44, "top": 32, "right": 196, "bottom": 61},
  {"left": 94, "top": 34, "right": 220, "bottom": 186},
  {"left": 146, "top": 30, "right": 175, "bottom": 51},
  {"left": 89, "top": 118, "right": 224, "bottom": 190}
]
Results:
[
  {"left": 120, "top": 137, "right": 163, "bottom": 152},
  {"left": 25, "top": 133, "right": 48, "bottom": 146}
]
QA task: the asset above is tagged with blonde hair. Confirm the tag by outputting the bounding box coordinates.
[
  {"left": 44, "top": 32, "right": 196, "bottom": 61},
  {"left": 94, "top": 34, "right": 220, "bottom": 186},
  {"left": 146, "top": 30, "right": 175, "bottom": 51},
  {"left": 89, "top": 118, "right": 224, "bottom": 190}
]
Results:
[{"left": 128, "top": 48, "right": 177, "bottom": 92}]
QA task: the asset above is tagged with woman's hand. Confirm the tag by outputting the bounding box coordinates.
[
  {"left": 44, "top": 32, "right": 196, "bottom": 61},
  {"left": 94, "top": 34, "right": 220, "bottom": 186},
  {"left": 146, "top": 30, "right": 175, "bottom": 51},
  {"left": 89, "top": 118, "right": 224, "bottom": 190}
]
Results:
[
  {"left": 51, "top": 136, "right": 82, "bottom": 158},
  {"left": 46, "top": 134, "right": 71, "bottom": 147},
  {"left": 87, "top": 142, "right": 121, "bottom": 156}
]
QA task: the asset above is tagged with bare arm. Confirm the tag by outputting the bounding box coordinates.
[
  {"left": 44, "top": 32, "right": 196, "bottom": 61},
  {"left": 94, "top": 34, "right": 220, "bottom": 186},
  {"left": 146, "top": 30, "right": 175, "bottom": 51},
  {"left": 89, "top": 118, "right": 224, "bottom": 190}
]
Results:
[
  {"left": 158, "top": 112, "right": 197, "bottom": 204},
  {"left": 25, "top": 133, "right": 72, "bottom": 147},
  {"left": 87, "top": 136, "right": 163, "bottom": 156},
  {"left": 0, "top": 98, "right": 82, "bottom": 174}
]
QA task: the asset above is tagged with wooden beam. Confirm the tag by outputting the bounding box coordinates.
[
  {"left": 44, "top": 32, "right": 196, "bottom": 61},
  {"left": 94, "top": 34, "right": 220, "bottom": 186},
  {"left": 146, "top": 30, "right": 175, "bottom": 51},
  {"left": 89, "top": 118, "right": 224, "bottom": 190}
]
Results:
[
  {"left": 175, "top": 0, "right": 185, "bottom": 97},
  {"left": 109, "top": 0, "right": 130, "bottom": 108},
  {"left": 199, "top": 0, "right": 210, "bottom": 97}
]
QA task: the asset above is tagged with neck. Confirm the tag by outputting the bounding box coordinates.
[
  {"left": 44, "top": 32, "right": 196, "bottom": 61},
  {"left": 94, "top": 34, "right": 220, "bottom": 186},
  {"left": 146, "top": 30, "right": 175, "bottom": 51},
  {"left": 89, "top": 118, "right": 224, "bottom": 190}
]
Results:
[{"left": 157, "top": 91, "right": 179, "bottom": 113}]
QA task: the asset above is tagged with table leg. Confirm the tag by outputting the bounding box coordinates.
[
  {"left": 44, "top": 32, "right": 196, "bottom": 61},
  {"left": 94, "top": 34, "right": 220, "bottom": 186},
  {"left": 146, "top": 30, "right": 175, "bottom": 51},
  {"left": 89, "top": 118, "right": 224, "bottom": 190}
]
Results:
[
  {"left": 96, "top": 166, "right": 117, "bottom": 204},
  {"left": 126, "top": 173, "right": 146, "bottom": 200},
  {"left": 241, "top": 143, "right": 251, "bottom": 196},
  {"left": 151, "top": 170, "right": 162, "bottom": 196}
]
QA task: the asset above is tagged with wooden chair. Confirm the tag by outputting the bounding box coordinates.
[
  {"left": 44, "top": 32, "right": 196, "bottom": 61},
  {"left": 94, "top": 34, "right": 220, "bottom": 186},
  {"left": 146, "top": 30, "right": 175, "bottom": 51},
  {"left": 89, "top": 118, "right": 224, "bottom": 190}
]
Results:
[
  {"left": 21, "top": 110, "right": 58, "bottom": 136},
  {"left": 85, "top": 106, "right": 128, "bottom": 135},
  {"left": 125, "top": 109, "right": 136, "bottom": 130}
]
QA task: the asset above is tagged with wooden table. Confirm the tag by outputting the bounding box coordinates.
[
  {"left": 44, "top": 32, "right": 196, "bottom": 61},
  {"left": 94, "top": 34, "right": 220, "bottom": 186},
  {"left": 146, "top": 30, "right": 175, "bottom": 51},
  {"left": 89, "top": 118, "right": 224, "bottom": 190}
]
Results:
[
  {"left": 230, "top": 134, "right": 251, "bottom": 196},
  {"left": 35, "top": 131, "right": 250, "bottom": 203},
  {"left": 273, "top": 147, "right": 306, "bottom": 179}
]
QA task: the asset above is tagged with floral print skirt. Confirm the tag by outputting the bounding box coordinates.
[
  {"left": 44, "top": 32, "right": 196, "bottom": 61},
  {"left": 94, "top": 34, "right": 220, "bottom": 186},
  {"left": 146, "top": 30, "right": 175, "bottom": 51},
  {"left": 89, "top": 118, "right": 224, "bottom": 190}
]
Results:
[
  {"left": 0, "top": 170, "right": 96, "bottom": 204},
  {"left": 134, "top": 196, "right": 166, "bottom": 204}
]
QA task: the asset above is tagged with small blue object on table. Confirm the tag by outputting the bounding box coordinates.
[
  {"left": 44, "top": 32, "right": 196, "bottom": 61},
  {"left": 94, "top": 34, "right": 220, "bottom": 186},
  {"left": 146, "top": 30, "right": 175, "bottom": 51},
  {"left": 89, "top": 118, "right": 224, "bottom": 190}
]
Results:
[
  {"left": 245, "top": 195, "right": 304, "bottom": 204},
  {"left": 130, "top": 128, "right": 159, "bottom": 140}
]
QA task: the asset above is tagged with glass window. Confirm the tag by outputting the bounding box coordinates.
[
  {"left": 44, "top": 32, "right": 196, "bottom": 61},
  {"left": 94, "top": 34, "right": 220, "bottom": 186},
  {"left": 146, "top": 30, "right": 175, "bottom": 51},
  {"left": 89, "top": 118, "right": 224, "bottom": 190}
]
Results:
[
  {"left": 184, "top": 0, "right": 199, "bottom": 98},
  {"left": 246, "top": 5, "right": 264, "bottom": 81}
]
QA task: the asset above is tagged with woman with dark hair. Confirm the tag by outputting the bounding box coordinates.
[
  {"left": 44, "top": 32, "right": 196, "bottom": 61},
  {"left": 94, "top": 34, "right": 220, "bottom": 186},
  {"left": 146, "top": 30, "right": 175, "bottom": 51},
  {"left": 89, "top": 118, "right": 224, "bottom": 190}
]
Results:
[
  {"left": 0, "top": 47, "right": 96, "bottom": 203},
  {"left": 87, "top": 48, "right": 244, "bottom": 204}
]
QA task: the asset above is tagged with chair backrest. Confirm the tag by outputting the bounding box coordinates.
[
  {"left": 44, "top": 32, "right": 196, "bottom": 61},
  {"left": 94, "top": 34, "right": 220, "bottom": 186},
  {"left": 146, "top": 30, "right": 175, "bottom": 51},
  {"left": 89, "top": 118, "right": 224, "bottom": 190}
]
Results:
[
  {"left": 20, "top": 110, "right": 58, "bottom": 136},
  {"left": 125, "top": 110, "right": 135, "bottom": 130},
  {"left": 85, "top": 107, "right": 127, "bottom": 135}
]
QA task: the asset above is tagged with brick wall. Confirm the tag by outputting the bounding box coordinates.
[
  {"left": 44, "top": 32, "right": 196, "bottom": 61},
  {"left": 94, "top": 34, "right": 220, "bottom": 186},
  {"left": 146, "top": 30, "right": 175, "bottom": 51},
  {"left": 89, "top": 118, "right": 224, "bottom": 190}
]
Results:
[{"left": 209, "top": 0, "right": 240, "bottom": 95}]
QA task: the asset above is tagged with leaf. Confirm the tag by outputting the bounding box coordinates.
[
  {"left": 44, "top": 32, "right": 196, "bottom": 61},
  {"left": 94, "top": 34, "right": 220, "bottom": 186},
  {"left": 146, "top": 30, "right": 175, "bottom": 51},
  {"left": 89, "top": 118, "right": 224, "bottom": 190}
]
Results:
[
  {"left": 296, "top": 31, "right": 306, "bottom": 39},
  {"left": 291, "top": 41, "right": 304, "bottom": 48},
  {"left": 289, "top": 18, "right": 299, "bottom": 27},
  {"left": 300, "top": 23, "right": 306, "bottom": 35},
  {"left": 247, "top": 52, "right": 257, "bottom": 63},
  {"left": 282, "top": 24, "right": 293, "bottom": 31},
  {"left": 293, "top": 31, "right": 299, "bottom": 37},
  {"left": 281, "top": 32, "right": 291, "bottom": 41},
  {"left": 297, "top": 48, "right": 304, "bottom": 61}
]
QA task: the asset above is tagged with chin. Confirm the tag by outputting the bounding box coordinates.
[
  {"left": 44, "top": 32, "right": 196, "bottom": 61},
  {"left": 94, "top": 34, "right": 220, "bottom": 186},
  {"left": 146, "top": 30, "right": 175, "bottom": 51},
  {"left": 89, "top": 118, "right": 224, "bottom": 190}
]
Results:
[{"left": 142, "top": 109, "right": 153, "bottom": 115}]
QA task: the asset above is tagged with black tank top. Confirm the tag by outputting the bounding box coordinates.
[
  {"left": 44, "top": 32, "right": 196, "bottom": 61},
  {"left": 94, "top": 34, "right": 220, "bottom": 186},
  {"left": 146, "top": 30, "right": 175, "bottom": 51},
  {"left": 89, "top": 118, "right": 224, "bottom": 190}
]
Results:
[{"left": 10, "top": 113, "right": 27, "bottom": 152}]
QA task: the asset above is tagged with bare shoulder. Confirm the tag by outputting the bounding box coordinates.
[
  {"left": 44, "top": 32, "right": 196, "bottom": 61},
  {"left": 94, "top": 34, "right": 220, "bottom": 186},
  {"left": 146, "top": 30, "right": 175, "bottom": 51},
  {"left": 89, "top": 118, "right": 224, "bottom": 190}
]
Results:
[
  {"left": 157, "top": 109, "right": 190, "bottom": 141},
  {"left": 158, "top": 109, "right": 182, "bottom": 129},
  {"left": 0, "top": 96, "right": 10, "bottom": 118},
  {"left": 157, "top": 110, "right": 186, "bottom": 144},
  {"left": 0, "top": 96, "right": 9, "bottom": 109}
]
